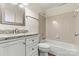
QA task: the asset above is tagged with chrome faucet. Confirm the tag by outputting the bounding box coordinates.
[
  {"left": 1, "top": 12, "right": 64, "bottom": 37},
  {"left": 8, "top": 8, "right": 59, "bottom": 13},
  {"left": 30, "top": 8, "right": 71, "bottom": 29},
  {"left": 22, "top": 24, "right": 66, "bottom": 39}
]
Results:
[
  {"left": 14, "top": 28, "right": 18, "bottom": 34},
  {"left": 74, "top": 32, "right": 79, "bottom": 36}
]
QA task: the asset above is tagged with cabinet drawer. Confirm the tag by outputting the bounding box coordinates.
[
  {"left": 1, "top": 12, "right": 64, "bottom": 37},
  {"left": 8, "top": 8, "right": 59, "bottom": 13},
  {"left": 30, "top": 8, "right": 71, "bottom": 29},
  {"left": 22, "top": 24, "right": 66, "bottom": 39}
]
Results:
[
  {"left": 26, "top": 36, "right": 39, "bottom": 46},
  {"left": 32, "top": 37, "right": 39, "bottom": 43},
  {"left": 26, "top": 38, "right": 33, "bottom": 45},
  {"left": 26, "top": 45, "right": 38, "bottom": 56}
]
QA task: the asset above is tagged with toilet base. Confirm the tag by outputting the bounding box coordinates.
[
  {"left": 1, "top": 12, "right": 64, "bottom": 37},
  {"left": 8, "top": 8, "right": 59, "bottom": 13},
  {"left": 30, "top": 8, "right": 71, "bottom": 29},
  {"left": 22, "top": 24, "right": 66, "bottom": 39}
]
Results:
[
  {"left": 40, "top": 52, "right": 48, "bottom": 56},
  {"left": 48, "top": 53, "right": 56, "bottom": 56}
]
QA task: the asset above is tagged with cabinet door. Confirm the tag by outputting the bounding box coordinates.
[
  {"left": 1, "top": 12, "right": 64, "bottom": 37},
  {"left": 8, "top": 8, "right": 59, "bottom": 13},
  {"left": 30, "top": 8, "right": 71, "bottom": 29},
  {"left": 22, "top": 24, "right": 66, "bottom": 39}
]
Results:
[
  {"left": 0, "top": 39, "right": 25, "bottom": 56},
  {"left": 26, "top": 35, "right": 39, "bottom": 56}
]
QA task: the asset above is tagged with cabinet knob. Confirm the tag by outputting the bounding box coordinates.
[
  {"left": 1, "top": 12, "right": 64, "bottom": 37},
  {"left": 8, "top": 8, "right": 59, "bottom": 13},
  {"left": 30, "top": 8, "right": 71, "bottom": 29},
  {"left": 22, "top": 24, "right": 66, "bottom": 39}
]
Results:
[
  {"left": 23, "top": 42, "right": 26, "bottom": 45},
  {"left": 32, "top": 40, "right": 34, "bottom": 42},
  {"left": 5, "top": 38, "right": 8, "bottom": 40},
  {"left": 32, "top": 48, "right": 34, "bottom": 50}
]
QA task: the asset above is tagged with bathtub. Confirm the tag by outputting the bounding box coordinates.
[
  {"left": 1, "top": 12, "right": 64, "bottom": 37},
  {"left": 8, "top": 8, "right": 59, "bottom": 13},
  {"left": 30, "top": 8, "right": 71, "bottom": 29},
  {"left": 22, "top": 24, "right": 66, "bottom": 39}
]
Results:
[{"left": 45, "top": 39, "right": 79, "bottom": 56}]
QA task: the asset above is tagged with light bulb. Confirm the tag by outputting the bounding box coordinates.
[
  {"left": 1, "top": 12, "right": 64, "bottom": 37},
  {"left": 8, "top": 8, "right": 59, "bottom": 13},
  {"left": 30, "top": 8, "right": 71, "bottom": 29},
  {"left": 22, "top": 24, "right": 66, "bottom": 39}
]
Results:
[
  {"left": 18, "top": 4, "right": 24, "bottom": 8},
  {"left": 22, "top": 3, "right": 28, "bottom": 6},
  {"left": 12, "top": 3, "right": 18, "bottom": 5}
]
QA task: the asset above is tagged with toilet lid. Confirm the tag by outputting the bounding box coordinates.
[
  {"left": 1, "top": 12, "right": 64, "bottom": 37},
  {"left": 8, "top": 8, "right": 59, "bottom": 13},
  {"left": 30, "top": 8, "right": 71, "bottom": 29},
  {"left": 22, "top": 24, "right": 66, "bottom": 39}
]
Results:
[{"left": 38, "top": 43, "right": 50, "bottom": 48}]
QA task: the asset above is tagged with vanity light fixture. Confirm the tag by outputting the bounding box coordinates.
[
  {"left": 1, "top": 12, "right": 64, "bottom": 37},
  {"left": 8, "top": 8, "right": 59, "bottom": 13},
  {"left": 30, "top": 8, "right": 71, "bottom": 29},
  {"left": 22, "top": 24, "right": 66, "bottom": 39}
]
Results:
[
  {"left": 12, "top": 3, "right": 28, "bottom": 8},
  {"left": 18, "top": 3, "right": 28, "bottom": 8},
  {"left": 12, "top": 3, "right": 18, "bottom": 5},
  {"left": 22, "top": 3, "right": 28, "bottom": 6},
  {"left": 18, "top": 4, "right": 24, "bottom": 8}
]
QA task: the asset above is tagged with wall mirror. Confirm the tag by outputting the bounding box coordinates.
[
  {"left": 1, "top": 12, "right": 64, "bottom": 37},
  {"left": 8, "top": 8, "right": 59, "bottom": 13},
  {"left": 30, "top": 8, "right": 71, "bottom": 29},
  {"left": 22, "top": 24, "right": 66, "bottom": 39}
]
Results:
[{"left": 1, "top": 3, "right": 25, "bottom": 26}]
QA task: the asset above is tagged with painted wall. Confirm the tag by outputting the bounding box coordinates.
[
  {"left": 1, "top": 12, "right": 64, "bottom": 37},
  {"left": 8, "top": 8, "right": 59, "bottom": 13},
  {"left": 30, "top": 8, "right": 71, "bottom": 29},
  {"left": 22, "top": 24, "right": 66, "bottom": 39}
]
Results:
[
  {"left": 46, "top": 3, "right": 79, "bottom": 45},
  {"left": 46, "top": 12, "right": 76, "bottom": 44},
  {"left": 46, "top": 3, "right": 79, "bottom": 17}
]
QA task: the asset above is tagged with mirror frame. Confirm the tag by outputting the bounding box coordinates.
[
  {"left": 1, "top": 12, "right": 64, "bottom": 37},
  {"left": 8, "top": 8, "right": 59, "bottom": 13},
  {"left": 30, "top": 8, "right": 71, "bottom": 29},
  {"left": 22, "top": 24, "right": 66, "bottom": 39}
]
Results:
[{"left": 1, "top": 3, "right": 25, "bottom": 26}]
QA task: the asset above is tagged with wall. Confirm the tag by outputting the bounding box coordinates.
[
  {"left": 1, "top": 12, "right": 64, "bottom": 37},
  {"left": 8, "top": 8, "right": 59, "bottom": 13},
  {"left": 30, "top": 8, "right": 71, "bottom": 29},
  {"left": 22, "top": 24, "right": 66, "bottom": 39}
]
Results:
[
  {"left": 46, "top": 3, "right": 79, "bottom": 17},
  {"left": 46, "top": 12, "right": 76, "bottom": 44},
  {"left": 46, "top": 3, "right": 79, "bottom": 45}
]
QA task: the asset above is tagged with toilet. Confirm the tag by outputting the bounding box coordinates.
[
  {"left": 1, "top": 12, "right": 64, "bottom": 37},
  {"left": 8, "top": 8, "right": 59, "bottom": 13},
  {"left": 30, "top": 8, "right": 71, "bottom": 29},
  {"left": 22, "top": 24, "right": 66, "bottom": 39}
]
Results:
[{"left": 38, "top": 43, "right": 50, "bottom": 56}]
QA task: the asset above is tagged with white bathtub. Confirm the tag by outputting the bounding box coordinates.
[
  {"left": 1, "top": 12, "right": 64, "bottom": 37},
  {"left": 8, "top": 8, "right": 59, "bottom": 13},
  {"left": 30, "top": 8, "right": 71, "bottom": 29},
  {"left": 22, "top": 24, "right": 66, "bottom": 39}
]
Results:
[{"left": 45, "top": 39, "right": 79, "bottom": 56}]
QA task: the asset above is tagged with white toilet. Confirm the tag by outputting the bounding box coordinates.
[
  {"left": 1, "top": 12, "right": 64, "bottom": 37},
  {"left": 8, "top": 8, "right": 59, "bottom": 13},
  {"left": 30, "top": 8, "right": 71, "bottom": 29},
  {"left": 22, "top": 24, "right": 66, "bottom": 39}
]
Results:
[{"left": 38, "top": 43, "right": 50, "bottom": 56}]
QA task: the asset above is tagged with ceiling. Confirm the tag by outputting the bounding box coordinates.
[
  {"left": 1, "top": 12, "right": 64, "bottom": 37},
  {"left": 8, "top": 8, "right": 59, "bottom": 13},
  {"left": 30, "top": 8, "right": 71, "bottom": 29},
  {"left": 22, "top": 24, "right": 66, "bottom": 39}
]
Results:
[{"left": 28, "top": 3, "right": 65, "bottom": 10}]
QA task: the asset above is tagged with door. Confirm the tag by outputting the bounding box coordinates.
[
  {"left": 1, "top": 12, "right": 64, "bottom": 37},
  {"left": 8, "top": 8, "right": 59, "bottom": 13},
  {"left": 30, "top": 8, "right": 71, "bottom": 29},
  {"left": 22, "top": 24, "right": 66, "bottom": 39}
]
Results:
[{"left": 0, "top": 39, "right": 25, "bottom": 56}]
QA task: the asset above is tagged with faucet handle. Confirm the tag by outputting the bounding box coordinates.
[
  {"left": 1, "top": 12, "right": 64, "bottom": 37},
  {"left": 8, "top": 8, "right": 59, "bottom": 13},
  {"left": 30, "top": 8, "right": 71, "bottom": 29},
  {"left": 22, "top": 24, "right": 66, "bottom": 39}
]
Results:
[
  {"left": 74, "top": 32, "right": 79, "bottom": 36},
  {"left": 14, "top": 28, "right": 18, "bottom": 34}
]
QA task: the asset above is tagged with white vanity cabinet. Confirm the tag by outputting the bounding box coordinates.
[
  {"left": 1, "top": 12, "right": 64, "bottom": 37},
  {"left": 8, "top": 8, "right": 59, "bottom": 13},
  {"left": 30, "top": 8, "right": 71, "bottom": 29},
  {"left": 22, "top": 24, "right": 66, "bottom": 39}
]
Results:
[
  {"left": 0, "top": 38, "right": 25, "bottom": 56},
  {"left": 25, "top": 35, "right": 39, "bottom": 56},
  {"left": 0, "top": 34, "right": 39, "bottom": 56}
]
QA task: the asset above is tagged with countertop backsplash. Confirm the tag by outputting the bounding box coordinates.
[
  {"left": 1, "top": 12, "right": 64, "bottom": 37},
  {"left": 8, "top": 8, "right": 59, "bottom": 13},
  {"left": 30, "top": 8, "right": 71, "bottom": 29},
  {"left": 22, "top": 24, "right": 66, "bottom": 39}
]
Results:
[{"left": 0, "top": 29, "right": 29, "bottom": 34}]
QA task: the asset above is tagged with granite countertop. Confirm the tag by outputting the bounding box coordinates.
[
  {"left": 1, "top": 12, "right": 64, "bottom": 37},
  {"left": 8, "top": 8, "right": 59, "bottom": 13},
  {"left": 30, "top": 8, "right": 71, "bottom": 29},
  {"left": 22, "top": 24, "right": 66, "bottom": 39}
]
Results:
[{"left": 0, "top": 33, "right": 39, "bottom": 40}]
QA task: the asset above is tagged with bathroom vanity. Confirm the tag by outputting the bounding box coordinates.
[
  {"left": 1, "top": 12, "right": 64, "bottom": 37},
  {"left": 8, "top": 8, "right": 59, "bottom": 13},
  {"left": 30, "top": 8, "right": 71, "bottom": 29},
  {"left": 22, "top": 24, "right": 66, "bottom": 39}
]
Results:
[
  {"left": 0, "top": 3, "right": 39, "bottom": 56},
  {"left": 0, "top": 34, "right": 39, "bottom": 56}
]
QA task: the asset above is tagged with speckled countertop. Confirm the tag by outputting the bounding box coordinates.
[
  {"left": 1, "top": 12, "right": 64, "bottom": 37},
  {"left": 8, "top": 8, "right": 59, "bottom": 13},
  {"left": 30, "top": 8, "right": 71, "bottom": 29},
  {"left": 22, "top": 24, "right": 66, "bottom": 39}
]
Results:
[{"left": 0, "top": 33, "right": 39, "bottom": 41}]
